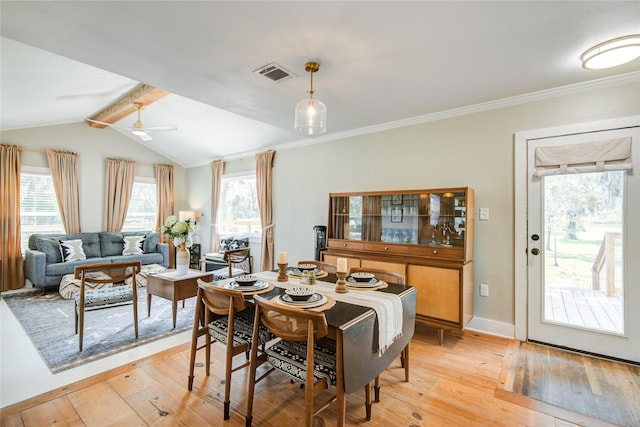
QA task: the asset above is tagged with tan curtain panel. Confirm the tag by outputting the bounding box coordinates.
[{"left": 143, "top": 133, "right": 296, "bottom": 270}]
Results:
[
  {"left": 103, "top": 158, "right": 136, "bottom": 232},
  {"left": 0, "top": 144, "right": 25, "bottom": 290},
  {"left": 534, "top": 137, "right": 632, "bottom": 177},
  {"left": 46, "top": 149, "right": 81, "bottom": 233},
  {"left": 256, "top": 150, "right": 275, "bottom": 271},
  {"left": 154, "top": 163, "right": 174, "bottom": 234},
  {"left": 209, "top": 160, "right": 225, "bottom": 253}
]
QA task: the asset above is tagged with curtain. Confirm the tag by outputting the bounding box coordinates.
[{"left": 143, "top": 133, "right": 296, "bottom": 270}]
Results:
[
  {"left": 534, "top": 137, "right": 632, "bottom": 177},
  {"left": 103, "top": 158, "right": 136, "bottom": 232},
  {"left": 256, "top": 150, "right": 275, "bottom": 271},
  {"left": 46, "top": 149, "right": 81, "bottom": 233},
  {"left": 209, "top": 160, "right": 225, "bottom": 253},
  {"left": 155, "top": 164, "right": 174, "bottom": 234},
  {"left": 0, "top": 144, "right": 25, "bottom": 290}
]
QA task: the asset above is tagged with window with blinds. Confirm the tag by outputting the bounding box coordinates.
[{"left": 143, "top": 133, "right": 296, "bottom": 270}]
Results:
[
  {"left": 19, "top": 169, "right": 65, "bottom": 251},
  {"left": 122, "top": 178, "right": 158, "bottom": 232}
]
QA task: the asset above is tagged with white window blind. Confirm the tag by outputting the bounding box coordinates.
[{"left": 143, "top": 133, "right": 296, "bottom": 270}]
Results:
[
  {"left": 20, "top": 170, "right": 65, "bottom": 251},
  {"left": 534, "top": 137, "right": 632, "bottom": 177}
]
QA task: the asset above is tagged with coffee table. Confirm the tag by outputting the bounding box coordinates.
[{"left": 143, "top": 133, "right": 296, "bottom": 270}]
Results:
[{"left": 146, "top": 269, "right": 213, "bottom": 328}]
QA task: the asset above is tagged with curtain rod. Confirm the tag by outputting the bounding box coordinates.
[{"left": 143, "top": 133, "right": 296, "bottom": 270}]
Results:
[{"left": 22, "top": 147, "right": 160, "bottom": 167}]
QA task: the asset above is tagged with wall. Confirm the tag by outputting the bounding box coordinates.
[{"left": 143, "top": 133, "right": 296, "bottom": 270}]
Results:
[
  {"left": 2, "top": 122, "right": 186, "bottom": 233},
  {"left": 200, "top": 80, "right": 639, "bottom": 336}
]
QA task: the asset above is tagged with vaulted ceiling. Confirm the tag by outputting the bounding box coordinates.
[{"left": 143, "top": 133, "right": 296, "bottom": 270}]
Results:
[{"left": 1, "top": 1, "right": 639, "bottom": 168}]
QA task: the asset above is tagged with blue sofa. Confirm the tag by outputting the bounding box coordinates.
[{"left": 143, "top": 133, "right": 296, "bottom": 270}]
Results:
[{"left": 24, "top": 231, "right": 169, "bottom": 289}]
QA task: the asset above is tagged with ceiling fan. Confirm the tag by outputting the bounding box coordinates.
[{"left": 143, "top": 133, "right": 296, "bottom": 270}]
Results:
[{"left": 87, "top": 102, "right": 177, "bottom": 141}]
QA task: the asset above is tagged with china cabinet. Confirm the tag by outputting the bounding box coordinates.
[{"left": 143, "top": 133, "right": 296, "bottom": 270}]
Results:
[{"left": 321, "top": 188, "right": 474, "bottom": 343}]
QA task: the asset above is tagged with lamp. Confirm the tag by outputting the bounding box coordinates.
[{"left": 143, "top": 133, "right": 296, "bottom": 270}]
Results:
[
  {"left": 294, "top": 61, "right": 327, "bottom": 136},
  {"left": 581, "top": 34, "right": 640, "bottom": 69},
  {"left": 179, "top": 210, "right": 198, "bottom": 223}
]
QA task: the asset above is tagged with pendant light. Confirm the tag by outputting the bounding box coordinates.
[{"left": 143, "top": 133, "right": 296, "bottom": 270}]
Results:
[
  {"left": 294, "top": 61, "right": 327, "bottom": 136},
  {"left": 581, "top": 34, "right": 640, "bottom": 69}
]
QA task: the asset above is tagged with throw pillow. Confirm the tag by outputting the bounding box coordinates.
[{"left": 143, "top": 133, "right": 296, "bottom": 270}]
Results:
[
  {"left": 143, "top": 232, "right": 160, "bottom": 253},
  {"left": 122, "top": 235, "right": 145, "bottom": 255},
  {"left": 219, "top": 237, "right": 233, "bottom": 252},
  {"left": 35, "top": 237, "right": 63, "bottom": 264},
  {"left": 60, "top": 239, "right": 87, "bottom": 262}
]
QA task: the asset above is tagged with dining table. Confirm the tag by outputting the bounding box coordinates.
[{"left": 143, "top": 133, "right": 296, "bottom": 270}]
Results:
[{"left": 214, "top": 268, "right": 417, "bottom": 426}]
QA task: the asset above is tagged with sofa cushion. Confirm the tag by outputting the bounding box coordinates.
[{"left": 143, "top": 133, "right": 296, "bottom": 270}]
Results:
[
  {"left": 60, "top": 239, "right": 87, "bottom": 262},
  {"left": 63, "top": 233, "right": 101, "bottom": 258},
  {"left": 123, "top": 235, "right": 145, "bottom": 255},
  {"left": 46, "top": 257, "right": 111, "bottom": 277},
  {"left": 143, "top": 232, "right": 160, "bottom": 253},
  {"left": 99, "top": 232, "right": 124, "bottom": 257},
  {"left": 35, "top": 237, "right": 63, "bottom": 264}
]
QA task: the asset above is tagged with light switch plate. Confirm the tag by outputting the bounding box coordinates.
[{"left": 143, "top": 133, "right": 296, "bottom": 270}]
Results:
[{"left": 479, "top": 207, "right": 490, "bottom": 221}]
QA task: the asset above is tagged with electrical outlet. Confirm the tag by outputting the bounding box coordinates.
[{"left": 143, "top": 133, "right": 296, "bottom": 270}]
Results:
[{"left": 480, "top": 284, "right": 489, "bottom": 297}]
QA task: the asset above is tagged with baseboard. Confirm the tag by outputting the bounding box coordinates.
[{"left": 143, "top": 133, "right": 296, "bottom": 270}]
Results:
[{"left": 466, "top": 316, "right": 515, "bottom": 339}]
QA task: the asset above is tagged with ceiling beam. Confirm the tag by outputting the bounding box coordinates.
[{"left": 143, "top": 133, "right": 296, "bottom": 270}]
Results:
[{"left": 87, "top": 84, "right": 169, "bottom": 128}]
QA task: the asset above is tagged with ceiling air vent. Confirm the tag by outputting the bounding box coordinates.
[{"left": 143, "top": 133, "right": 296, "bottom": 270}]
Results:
[{"left": 253, "top": 62, "right": 295, "bottom": 82}]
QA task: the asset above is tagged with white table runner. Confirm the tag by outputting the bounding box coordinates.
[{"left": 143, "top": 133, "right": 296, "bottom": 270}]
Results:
[{"left": 255, "top": 271, "right": 403, "bottom": 355}]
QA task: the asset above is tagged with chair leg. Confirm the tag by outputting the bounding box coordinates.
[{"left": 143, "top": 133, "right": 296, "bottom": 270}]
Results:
[
  {"left": 365, "top": 382, "right": 372, "bottom": 420},
  {"left": 374, "top": 376, "right": 380, "bottom": 403},
  {"left": 188, "top": 294, "right": 203, "bottom": 391},
  {"left": 403, "top": 343, "right": 410, "bottom": 382}
]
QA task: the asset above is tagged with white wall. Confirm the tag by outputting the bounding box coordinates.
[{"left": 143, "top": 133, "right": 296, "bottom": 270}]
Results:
[
  {"left": 2, "top": 122, "right": 186, "bottom": 232},
  {"left": 216, "top": 81, "right": 640, "bottom": 331}
]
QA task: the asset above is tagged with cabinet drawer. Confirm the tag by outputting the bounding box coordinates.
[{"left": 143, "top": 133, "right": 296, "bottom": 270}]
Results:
[
  {"left": 409, "top": 245, "right": 463, "bottom": 260},
  {"left": 363, "top": 242, "right": 409, "bottom": 255},
  {"left": 327, "top": 239, "right": 365, "bottom": 251}
]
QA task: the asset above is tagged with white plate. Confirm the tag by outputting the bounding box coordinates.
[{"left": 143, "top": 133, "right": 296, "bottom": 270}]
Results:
[
  {"left": 279, "top": 293, "right": 327, "bottom": 308},
  {"left": 347, "top": 277, "right": 380, "bottom": 288},
  {"left": 289, "top": 267, "right": 323, "bottom": 276},
  {"left": 351, "top": 272, "right": 375, "bottom": 281},
  {"left": 224, "top": 280, "right": 270, "bottom": 292}
]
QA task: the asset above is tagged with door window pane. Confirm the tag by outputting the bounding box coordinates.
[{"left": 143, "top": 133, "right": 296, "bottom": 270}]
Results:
[{"left": 543, "top": 171, "right": 623, "bottom": 333}]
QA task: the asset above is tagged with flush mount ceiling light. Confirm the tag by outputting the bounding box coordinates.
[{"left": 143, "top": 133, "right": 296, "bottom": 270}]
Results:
[
  {"left": 581, "top": 34, "right": 640, "bottom": 69},
  {"left": 294, "top": 61, "right": 327, "bottom": 136}
]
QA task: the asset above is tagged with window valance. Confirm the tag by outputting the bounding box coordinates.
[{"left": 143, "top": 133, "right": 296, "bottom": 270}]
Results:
[{"left": 534, "top": 137, "right": 632, "bottom": 177}]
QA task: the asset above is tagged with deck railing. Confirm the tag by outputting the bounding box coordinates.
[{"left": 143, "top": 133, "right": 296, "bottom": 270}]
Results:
[{"left": 592, "top": 232, "right": 621, "bottom": 296}]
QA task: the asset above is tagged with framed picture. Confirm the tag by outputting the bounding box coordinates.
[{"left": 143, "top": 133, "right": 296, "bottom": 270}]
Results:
[
  {"left": 391, "top": 207, "right": 403, "bottom": 223},
  {"left": 391, "top": 194, "right": 403, "bottom": 205}
]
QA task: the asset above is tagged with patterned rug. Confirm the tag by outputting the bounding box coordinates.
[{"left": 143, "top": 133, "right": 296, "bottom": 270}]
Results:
[{"left": 2, "top": 287, "right": 195, "bottom": 373}]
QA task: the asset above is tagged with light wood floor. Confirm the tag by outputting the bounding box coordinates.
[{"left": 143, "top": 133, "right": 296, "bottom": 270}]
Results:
[{"left": 0, "top": 325, "right": 630, "bottom": 427}]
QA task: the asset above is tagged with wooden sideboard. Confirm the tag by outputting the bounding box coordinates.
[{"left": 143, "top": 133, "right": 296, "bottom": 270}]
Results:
[{"left": 321, "top": 187, "right": 474, "bottom": 343}]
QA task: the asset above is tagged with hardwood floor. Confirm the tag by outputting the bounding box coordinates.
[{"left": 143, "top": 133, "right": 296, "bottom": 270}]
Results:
[{"left": 0, "top": 325, "right": 631, "bottom": 426}]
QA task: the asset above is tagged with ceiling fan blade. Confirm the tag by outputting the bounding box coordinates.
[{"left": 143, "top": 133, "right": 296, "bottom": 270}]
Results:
[
  {"left": 139, "top": 124, "right": 178, "bottom": 132},
  {"left": 139, "top": 133, "right": 153, "bottom": 142}
]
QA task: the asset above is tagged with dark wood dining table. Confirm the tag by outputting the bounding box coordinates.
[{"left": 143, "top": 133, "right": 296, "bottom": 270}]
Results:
[{"left": 237, "top": 270, "right": 417, "bottom": 426}]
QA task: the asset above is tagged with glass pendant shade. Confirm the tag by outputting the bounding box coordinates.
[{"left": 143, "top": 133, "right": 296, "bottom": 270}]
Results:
[
  {"left": 581, "top": 35, "right": 640, "bottom": 69},
  {"left": 294, "top": 97, "right": 327, "bottom": 136}
]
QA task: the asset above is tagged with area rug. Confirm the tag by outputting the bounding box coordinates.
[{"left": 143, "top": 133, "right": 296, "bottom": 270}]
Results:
[
  {"left": 2, "top": 287, "right": 195, "bottom": 374},
  {"left": 498, "top": 341, "right": 640, "bottom": 427}
]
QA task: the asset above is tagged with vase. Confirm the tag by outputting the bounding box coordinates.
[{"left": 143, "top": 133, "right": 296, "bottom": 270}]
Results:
[{"left": 176, "top": 244, "right": 190, "bottom": 275}]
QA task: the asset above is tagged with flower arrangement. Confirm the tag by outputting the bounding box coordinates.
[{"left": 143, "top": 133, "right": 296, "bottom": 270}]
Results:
[{"left": 160, "top": 215, "right": 195, "bottom": 248}]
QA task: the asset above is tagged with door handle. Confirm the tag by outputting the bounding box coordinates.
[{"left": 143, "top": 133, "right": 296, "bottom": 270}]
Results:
[{"left": 531, "top": 248, "right": 540, "bottom": 255}]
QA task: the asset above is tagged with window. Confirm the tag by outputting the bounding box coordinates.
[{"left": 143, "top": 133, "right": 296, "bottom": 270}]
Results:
[
  {"left": 20, "top": 167, "right": 65, "bottom": 251},
  {"left": 218, "top": 174, "right": 261, "bottom": 236},
  {"left": 122, "top": 177, "right": 157, "bottom": 232}
]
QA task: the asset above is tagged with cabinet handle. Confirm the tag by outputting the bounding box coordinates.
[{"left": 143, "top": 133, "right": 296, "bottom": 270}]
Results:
[
  {"left": 433, "top": 250, "right": 438, "bottom": 254},
  {"left": 384, "top": 246, "right": 389, "bottom": 250},
  {"left": 343, "top": 243, "right": 347, "bottom": 247}
]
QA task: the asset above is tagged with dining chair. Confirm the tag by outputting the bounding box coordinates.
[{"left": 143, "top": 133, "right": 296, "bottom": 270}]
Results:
[
  {"left": 74, "top": 261, "right": 141, "bottom": 352},
  {"left": 296, "top": 260, "right": 337, "bottom": 274},
  {"left": 348, "top": 267, "right": 409, "bottom": 401},
  {"left": 188, "top": 279, "right": 274, "bottom": 420},
  {"left": 245, "top": 294, "right": 373, "bottom": 427},
  {"left": 201, "top": 248, "right": 253, "bottom": 279}
]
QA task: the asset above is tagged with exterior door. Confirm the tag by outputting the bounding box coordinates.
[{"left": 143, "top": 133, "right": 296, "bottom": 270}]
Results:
[{"left": 527, "top": 126, "right": 639, "bottom": 363}]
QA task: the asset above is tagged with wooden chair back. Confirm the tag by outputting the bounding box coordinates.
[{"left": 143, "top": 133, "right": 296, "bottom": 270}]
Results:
[
  {"left": 252, "top": 294, "right": 329, "bottom": 341},
  {"left": 296, "top": 260, "right": 337, "bottom": 274},
  {"left": 196, "top": 278, "right": 246, "bottom": 316},
  {"left": 223, "top": 248, "right": 252, "bottom": 277}
]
